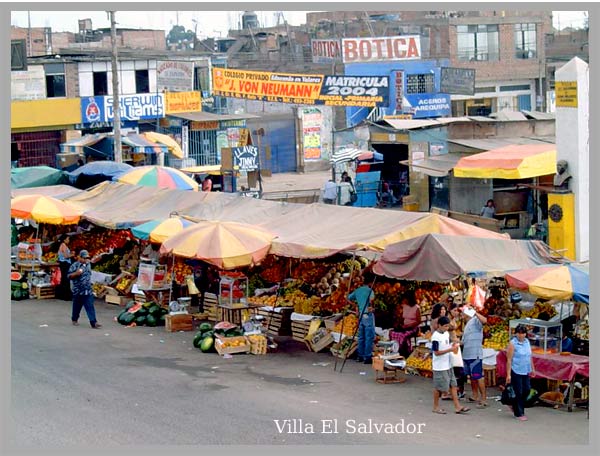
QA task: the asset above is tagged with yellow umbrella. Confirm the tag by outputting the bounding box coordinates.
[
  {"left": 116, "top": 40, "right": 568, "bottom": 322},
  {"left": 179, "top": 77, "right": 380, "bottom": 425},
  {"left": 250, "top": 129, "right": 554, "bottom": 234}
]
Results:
[
  {"left": 130, "top": 217, "right": 196, "bottom": 244},
  {"left": 159, "top": 220, "right": 275, "bottom": 270},
  {"left": 11, "top": 194, "right": 82, "bottom": 225},
  {"left": 116, "top": 165, "right": 199, "bottom": 191},
  {"left": 142, "top": 132, "right": 184, "bottom": 159}
]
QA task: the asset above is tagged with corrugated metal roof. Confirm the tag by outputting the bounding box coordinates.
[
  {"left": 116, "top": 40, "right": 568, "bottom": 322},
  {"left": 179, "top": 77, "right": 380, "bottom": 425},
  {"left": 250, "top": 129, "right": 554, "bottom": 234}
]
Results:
[
  {"left": 448, "top": 137, "right": 556, "bottom": 151},
  {"left": 383, "top": 119, "right": 445, "bottom": 130},
  {"left": 521, "top": 110, "right": 556, "bottom": 120},
  {"left": 399, "top": 153, "right": 469, "bottom": 177},
  {"left": 170, "top": 112, "right": 260, "bottom": 122},
  {"left": 489, "top": 110, "right": 528, "bottom": 121}
]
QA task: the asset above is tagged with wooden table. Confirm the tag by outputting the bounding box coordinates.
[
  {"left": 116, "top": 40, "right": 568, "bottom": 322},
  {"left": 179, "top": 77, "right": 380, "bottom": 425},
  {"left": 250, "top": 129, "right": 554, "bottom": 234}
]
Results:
[{"left": 496, "top": 351, "right": 589, "bottom": 412}]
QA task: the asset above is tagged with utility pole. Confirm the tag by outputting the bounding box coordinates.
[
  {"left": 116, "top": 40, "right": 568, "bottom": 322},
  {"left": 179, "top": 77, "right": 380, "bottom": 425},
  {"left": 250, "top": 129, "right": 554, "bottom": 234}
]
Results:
[
  {"left": 27, "top": 11, "right": 32, "bottom": 56},
  {"left": 109, "top": 11, "right": 122, "bottom": 163}
]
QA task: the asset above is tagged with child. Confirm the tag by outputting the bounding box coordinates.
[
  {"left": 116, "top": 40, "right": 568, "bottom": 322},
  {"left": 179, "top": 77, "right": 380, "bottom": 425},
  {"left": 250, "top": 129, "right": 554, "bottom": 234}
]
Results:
[{"left": 431, "top": 316, "right": 470, "bottom": 415}]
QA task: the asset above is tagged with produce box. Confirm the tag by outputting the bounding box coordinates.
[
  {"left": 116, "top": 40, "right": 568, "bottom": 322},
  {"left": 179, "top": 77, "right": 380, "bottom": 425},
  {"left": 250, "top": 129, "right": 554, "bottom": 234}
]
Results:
[
  {"left": 110, "top": 271, "right": 135, "bottom": 295},
  {"left": 247, "top": 334, "right": 268, "bottom": 355},
  {"left": 203, "top": 293, "right": 218, "bottom": 321},
  {"left": 405, "top": 345, "right": 432, "bottom": 375},
  {"left": 323, "top": 314, "right": 343, "bottom": 330},
  {"left": 165, "top": 314, "right": 193, "bottom": 332},
  {"left": 33, "top": 284, "right": 55, "bottom": 300},
  {"left": 483, "top": 365, "right": 497, "bottom": 387},
  {"left": 291, "top": 318, "right": 321, "bottom": 342},
  {"left": 105, "top": 294, "right": 129, "bottom": 306},
  {"left": 305, "top": 328, "right": 334, "bottom": 352},
  {"left": 330, "top": 338, "right": 358, "bottom": 359},
  {"left": 215, "top": 334, "right": 250, "bottom": 355}
]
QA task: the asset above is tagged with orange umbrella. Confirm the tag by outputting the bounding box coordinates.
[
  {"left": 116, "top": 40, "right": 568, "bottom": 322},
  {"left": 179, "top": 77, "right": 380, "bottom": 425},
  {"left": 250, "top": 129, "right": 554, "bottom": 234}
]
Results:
[
  {"left": 11, "top": 194, "right": 82, "bottom": 225},
  {"left": 159, "top": 220, "right": 275, "bottom": 270}
]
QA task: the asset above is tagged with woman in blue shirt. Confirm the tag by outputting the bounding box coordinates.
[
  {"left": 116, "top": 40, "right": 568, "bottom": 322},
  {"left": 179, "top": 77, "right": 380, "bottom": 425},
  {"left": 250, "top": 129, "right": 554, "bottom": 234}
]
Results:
[{"left": 506, "top": 325, "right": 535, "bottom": 421}]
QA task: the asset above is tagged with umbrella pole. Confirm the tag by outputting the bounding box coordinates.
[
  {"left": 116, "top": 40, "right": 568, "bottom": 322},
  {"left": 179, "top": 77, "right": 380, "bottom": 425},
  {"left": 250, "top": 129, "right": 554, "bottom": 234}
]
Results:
[
  {"left": 168, "top": 254, "right": 176, "bottom": 304},
  {"left": 334, "top": 251, "right": 357, "bottom": 372}
]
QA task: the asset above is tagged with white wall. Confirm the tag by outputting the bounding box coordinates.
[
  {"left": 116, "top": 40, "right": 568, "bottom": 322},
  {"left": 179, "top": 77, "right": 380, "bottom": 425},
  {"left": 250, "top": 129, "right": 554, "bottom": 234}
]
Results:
[
  {"left": 78, "top": 59, "right": 157, "bottom": 97},
  {"left": 555, "top": 57, "right": 589, "bottom": 261}
]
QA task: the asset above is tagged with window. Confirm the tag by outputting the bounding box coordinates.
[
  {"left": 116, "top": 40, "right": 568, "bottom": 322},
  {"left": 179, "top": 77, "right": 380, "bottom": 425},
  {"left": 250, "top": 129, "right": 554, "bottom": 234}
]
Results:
[
  {"left": 93, "top": 71, "right": 108, "bottom": 96},
  {"left": 194, "top": 67, "right": 210, "bottom": 94},
  {"left": 499, "top": 84, "right": 530, "bottom": 92},
  {"left": 135, "top": 69, "right": 149, "bottom": 93},
  {"left": 457, "top": 24, "right": 499, "bottom": 61},
  {"left": 44, "top": 63, "right": 65, "bottom": 98},
  {"left": 515, "top": 23, "right": 537, "bottom": 59},
  {"left": 406, "top": 73, "right": 435, "bottom": 94}
]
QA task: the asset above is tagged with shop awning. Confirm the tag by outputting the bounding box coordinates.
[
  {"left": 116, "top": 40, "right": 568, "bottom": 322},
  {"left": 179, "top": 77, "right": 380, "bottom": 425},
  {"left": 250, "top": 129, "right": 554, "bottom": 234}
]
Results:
[
  {"left": 372, "top": 233, "right": 563, "bottom": 282},
  {"left": 330, "top": 148, "right": 382, "bottom": 164},
  {"left": 141, "top": 132, "right": 183, "bottom": 159},
  {"left": 180, "top": 165, "right": 226, "bottom": 175},
  {"left": 453, "top": 144, "right": 557, "bottom": 179},
  {"left": 121, "top": 134, "right": 168, "bottom": 154},
  {"left": 60, "top": 133, "right": 108, "bottom": 153},
  {"left": 448, "top": 136, "right": 555, "bottom": 151},
  {"left": 399, "top": 153, "right": 468, "bottom": 177}
]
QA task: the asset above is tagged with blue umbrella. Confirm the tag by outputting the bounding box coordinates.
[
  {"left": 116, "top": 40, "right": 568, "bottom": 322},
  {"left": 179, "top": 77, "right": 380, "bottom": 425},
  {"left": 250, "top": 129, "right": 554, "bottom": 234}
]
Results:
[{"left": 68, "top": 161, "right": 133, "bottom": 180}]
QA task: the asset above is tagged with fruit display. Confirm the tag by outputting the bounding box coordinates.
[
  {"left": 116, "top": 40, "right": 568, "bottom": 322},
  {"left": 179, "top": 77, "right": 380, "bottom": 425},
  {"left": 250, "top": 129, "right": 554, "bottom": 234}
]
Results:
[
  {"left": 93, "top": 254, "right": 122, "bottom": 275},
  {"left": 115, "top": 274, "right": 135, "bottom": 294},
  {"left": 574, "top": 320, "right": 589, "bottom": 341},
  {"left": 193, "top": 322, "right": 216, "bottom": 353},
  {"left": 332, "top": 314, "right": 358, "bottom": 336},
  {"left": 41, "top": 252, "right": 58, "bottom": 264},
  {"left": 520, "top": 301, "right": 558, "bottom": 319},
  {"left": 116, "top": 301, "right": 167, "bottom": 327},
  {"left": 171, "top": 257, "right": 194, "bottom": 284},
  {"left": 69, "top": 228, "right": 133, "bottom": 258},
  {"left": 483, "top": 316, "right": 510, "bottom": 350},
  {"left": 247, "top": 334, "right": 268, "bottom": 355},
  {"left": 405, "top": 346, "right": 432, "bottom": 371},
  {"left": 248, "top": 294, "right": 280, "bottom": 307}
]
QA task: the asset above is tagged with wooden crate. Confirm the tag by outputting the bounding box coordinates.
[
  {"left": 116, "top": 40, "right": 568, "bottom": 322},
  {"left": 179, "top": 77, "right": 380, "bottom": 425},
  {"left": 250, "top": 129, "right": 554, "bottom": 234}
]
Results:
[
  {"left": 33, "top": 285, "right": 55, "bottom": 299},
  {"left": 291, "top": 320, "right": 316, "bottom": 342},
  {"left": 255, "top": 308, "right": 283, "bottom": 337},
  {"left": 105, "top": 294, "right": 129, "bottom": 306},
  {"left": 305, "top": 330, "right": 334, "bottom": 352},
  {"left": 330, "top": 340, "right": 358, "bottom": 359},
  {"left": 372, "top": 357, "right": 407, "bottom": 384},
  {"left": 483, "top": 365, "right": 497, "bottom": 387},
  {"left": 215, "top": 335, "right": 250, "bottom": 355},
  {"left": 203, "top": 293, "right": 218, "bottom": 321},
  {"left": 165, "top": 314, "right": 193, "bottom": 332}
]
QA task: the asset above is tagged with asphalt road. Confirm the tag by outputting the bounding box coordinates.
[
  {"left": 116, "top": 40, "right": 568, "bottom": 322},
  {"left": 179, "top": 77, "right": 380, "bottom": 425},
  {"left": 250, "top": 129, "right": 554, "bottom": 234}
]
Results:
[{"left": 9, "top": 298, "right": 589, "bottom": 447}]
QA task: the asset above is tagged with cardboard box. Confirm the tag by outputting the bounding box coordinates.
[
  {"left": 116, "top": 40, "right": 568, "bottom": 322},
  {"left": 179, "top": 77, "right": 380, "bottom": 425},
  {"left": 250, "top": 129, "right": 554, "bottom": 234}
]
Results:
[
  {"left": 105, "top": 294, "right": 129, "bottom": 306},
  {"left": 305, "top": 328, "right": 334, "bottom": 352},
  {"left": 165, "top": 314, "right": 193, "bottom": 332}
]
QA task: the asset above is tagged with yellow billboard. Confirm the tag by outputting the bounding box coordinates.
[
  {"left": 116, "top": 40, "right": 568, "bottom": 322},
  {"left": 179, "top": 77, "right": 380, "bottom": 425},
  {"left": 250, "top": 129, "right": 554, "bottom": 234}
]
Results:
[
  {"left": 11, "top": 98, "right": 82, "bottom": 129},
  {"left": 165, "top": 91, "right": 202, "bottom": 114}
]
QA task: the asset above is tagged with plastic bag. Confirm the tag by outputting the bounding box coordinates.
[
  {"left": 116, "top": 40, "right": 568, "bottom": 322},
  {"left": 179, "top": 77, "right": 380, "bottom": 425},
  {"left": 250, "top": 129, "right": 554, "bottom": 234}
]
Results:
[
  {"left": 501, "top": 385, "right": 517, "bottom": 405},
  {"left": 50, "top": 267, "right": 61, "bottom": 287},
  {"left": 469, "top": 284, "right": 486, "bottom": 310},
  {"left": 450, "top": 346, "right": 464, "bottom": 368}
]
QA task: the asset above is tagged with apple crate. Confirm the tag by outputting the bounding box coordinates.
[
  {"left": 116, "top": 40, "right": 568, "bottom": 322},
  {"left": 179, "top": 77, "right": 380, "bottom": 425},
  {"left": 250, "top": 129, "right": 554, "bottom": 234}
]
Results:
[
  {"left": 33, "top": 284, "right": 55, "bottom": 300},
  {"left": 291, "top": 319, "right": 318, "bottom": 342},
  {"left": 165, "top": 314, "right": 193, "bottom": 332},
  {"left": 215, "top": 335, "right": 250, "bottom": 355}
]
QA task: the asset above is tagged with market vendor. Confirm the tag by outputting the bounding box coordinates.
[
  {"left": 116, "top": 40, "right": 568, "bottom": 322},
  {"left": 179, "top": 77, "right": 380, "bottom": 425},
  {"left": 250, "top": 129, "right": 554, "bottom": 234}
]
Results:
[
  {"left": 347, "top": 285, "right": 375, "bottom": 364},
  {"left": 394, "top": 293, "right": 422, "bottom": 358}
]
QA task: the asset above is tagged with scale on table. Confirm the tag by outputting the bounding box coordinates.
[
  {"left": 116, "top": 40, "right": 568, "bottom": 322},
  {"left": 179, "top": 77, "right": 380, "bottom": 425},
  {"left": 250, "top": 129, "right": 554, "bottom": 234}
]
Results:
[
  {"left": 376, "top": 340, "right": 407, "bottom": 369},
  {"left": 169, "top": 297, "right": 191, "bottom": 315}
]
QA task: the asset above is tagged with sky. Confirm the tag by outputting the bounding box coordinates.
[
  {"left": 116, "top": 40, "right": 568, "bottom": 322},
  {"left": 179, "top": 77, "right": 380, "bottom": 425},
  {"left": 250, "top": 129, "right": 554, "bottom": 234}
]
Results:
[{"left": 10, "top": 9, "right": 588, "bottom": 38}]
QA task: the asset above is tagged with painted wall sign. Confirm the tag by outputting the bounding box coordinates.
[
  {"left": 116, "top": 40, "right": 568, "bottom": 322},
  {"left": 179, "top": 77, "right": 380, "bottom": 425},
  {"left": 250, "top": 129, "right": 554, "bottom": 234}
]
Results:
[
  {"left": 404, "top": 94, "right": 451, "bottom": 118},
  {"left": 212, "top": 68, "right": 388, "bottom": 107},
  {"left": 156, "top": 60, "right": 194, "bottom": 92},
  {"left": 301, "top": 107, "right": 323, "bottom": 160},
  {"left": 555, "top": 81, "right": 578, "bottom": 108},
  {"left": 80, "top": 94, "right": 165, "bottom": 123},
  {"left": 11, "top": 66, "right": 46, "bottom": 100},
  {"left": 165, "top": 91, "right": 202, "bottom": 113},
  {"left": 440, "top": 67, "right": 476, "bottom": 95},
  {"left": 393, "top": 70, "right": 404, "bottom": 112},
  {"left": 190, "top": 121, "right": 219, "bottom": 130},
  {"left": 311, "top": 39, "right": 342, "bottom": 63},
  {"left": 232, "top": 145, "right": 259, "bottom": 171},
  {"left": 341, "top": 36, "right": 421, "bottom": 63}
]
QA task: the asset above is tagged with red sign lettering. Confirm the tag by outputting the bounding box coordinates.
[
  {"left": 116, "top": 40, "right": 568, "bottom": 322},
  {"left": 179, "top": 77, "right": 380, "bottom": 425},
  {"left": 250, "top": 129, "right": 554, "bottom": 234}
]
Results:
[{"left": 341, "top": 36, "right": 421, "bottom": 63}]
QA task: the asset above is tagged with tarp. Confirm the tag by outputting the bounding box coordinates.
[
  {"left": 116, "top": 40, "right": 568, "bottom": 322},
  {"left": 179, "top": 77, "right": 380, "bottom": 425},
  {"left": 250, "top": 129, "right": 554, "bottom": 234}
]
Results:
[
  {"left": 11, "top": 184, "right": 83, "bottom": 200},
  {"left": 11, "top": 166, "right": 68, "bottom": 189},
  {"left": 453, "top": 144, "right": 557, "bottom": 179},
  {"left": 45, "top": 181, "right": 510, "bottom": 258},
  {"left": 399, "top": 154, "right": 468, "bottom": 177},
  {"left": 373, "top": 233, "right": 562, "bottom": 282},
  {"left": 141, "top": 132, "right": 183, "bottom": 159},
  {"left": 61, "top": 133, "right": 108, "bottom": 153},
  {"left": 121, "top": 134, "right": 168, "bottom": 154},
  {"left": 68, "top": 161, "right": 133, "bottom": 179}
]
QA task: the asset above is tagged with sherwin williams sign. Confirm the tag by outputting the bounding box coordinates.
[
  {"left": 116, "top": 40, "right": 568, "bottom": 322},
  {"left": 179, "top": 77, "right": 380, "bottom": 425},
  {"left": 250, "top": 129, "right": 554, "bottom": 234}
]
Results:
[
  {"left": 81, "top": 94, "right": 165, "bottom": 124},
  {"left": 404, "top": 94, "right": 451, "bottom": 118},
  {"left": 212, "top": 68, "right": 388, "bottom": 107},
  {"left": 341, "top": 36, "right": 421, "bottom": 63}
]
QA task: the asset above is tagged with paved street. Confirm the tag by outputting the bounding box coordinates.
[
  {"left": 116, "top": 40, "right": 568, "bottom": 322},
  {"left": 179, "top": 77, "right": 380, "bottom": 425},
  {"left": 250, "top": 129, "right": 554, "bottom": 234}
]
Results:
[{"left": 10, "top": 298, "right": 589, "bottom": 447}]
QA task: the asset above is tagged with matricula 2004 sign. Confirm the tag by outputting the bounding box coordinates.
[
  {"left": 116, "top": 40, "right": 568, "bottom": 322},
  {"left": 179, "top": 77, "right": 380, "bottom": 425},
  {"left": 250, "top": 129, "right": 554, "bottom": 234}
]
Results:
[{"left": 212, "top": 68, "right": 388, "bottom": 107}]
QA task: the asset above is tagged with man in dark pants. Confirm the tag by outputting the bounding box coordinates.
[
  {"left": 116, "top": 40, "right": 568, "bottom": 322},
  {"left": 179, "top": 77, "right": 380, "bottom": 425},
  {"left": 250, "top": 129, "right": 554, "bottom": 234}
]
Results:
[
  {"left": 347, "top": 285, "right": 375, "bottom": 364},
  {"left": 68, "top": 250, "right": 102, "bottom": 329}
]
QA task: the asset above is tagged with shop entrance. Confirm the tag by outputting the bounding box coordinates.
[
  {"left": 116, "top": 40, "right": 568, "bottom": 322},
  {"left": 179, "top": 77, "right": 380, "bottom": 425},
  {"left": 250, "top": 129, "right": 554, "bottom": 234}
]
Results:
[{"left": 370, "top": 143, "right": 409, "bottom": 198}]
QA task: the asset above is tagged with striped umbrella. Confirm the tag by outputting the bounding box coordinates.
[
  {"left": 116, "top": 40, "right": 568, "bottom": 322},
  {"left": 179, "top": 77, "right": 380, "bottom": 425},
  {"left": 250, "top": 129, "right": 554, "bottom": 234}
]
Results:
[
  {"left": 115, "top": 165, "right": 199, "bottom": 191},
  {"left": 160, "top": 220, "right": 275, "bottom": 270},
  {"left": 131, "top": 217, "right": 196, "bottom": 244},
  {"left": 11, "top": 194, "right": 82, "bottom": 225}
]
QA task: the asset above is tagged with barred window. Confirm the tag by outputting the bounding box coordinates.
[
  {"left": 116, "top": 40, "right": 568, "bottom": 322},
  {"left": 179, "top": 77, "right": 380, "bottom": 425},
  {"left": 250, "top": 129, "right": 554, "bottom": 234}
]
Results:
[{"left": 406, "top": 73, "right": 436, "bottom": 94}]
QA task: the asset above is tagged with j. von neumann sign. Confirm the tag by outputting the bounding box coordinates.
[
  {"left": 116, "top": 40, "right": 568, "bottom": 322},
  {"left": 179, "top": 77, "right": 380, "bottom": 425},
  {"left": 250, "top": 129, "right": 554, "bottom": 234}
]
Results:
[{"left": 81, "top": 94, "right": 165, "bottom": 124}]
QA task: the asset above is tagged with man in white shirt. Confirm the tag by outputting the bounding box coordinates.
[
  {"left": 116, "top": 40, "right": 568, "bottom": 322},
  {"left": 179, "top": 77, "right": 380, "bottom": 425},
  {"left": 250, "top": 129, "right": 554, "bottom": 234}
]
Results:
[
  {"left": 322, "top": 179, "right": 338, "bottom": 204},
  {"left": 431, "top": 316, "right": 471, "bottom": 415}
]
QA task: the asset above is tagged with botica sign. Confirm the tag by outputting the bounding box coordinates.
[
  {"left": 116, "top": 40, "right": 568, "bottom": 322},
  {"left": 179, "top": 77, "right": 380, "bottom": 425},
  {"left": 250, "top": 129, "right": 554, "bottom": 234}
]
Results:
[{"left": 341, "top": 36, "right": 421, "bottom": 63}]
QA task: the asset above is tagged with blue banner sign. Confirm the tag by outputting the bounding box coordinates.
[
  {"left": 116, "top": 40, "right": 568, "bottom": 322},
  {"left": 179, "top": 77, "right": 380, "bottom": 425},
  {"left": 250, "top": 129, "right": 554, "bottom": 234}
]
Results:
[
  {"left": 81, "top": 94, "right": 165, "bottom": 124},
  {"left": 404, "top": 93, "right": 451, "bottom": 118}
]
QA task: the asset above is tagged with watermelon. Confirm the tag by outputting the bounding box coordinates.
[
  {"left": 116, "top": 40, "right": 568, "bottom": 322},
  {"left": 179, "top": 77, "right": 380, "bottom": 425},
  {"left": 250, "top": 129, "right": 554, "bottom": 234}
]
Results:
[
  {"left": 11, "top": 272, "right": 22, "bottom": 281},
  {"left": 157, "top": 315, "right": 166, "bottom": 326},
  {"left": 198, "top": 322, "right": 213, "bottom": 333},
  {"left": 202, "top": 330, "right": 214, "bottom": 339},
  {"left": 148, "top": 305, "right": 161, "bottom": 316},
  {"left": 125, "top": 300, "right": 136, "bottom": 310},
  {"left": 136, "top": 307, "right": 149, "bottom": 317},
  {"left": 146, "top": 315, "right": 157, "bottom": 327},
  {"left": 135, "top": 315, "right": 147, "bottom": 325},
  {"left": 160, "top": 307, "right": 168, "bottom": 315},
  {"left": 117, "top": 310, "right": 129, "bottom": 325},
  {"left": 142, "top": 302, "right": 153, "bottom": 308},
  {"left": 193, "top": 332, "right": 204, "bottom": 348},
  {"left": 200, "top": 336, "right": 215, "bottom": 353},
  {"left": 225, "top": 328, "right": 243, "bottom": 337},
  {"left": 122, "top": 313, "right": 136, "bottom": 325}
]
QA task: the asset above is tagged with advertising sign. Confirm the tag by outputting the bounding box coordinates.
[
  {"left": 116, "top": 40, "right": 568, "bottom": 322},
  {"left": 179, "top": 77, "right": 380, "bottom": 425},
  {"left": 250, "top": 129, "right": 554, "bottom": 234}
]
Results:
[
  {"left": 212, "top": 68, "right": 388, "bottom": 107},
  {"left": 233, "top": 145, "right": 259, "bottom": 171},
  {"left": 393, "top": 70, "right": 404, "bottom": 112},
  {"left": 440, "top": 67, "right": 476, "bottom": 95},
  {"left": 311, "top": 39, "right": 342, "bottom": 63},
  {"left": 156, "top": 60, "right": 194, "bottom": 92},
  {"left": 11, "top": 66, "right": 46, "bottom": 100},
  {"left": 555, "top": 81, "right": 577, "bottom": 108},
  {"left": 165, "top": 91, "right": 201, "bottom": 114},
  {"left": 301, "top": 107, "right": 323, "bottom": 160},
  {"left": 404, "top": 94, "right": 451, "bottom": 119},
  {"left": 341, "top": 36, "right": 421, "bottom": 63},
  {"left": 81, "top": 94, "right": 165, "bottom": 124}
]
